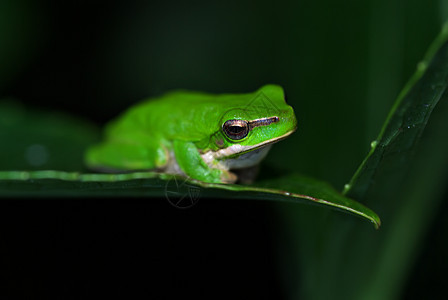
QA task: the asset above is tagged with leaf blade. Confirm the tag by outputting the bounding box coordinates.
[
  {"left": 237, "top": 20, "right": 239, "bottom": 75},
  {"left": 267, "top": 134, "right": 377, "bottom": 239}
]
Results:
[
  {"left": 343, "top": 23, "right": 448, "bottom": 200},
  {"left": 0, "top": 170, "right": 380, "bottom": 228}
]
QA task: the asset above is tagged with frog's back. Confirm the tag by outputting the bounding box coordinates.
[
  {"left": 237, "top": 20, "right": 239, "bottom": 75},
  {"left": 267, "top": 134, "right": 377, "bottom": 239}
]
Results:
[
  {"left": 118, "top": 90, "right": 251, "bottom": 140},
  {"left": 108, "top": 85, "right": 284, "bottom": 141}
]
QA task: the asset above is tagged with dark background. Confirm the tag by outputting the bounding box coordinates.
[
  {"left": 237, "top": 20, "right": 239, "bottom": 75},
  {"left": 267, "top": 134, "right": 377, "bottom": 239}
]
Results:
[{"left": 1, "top": 0, "right": 447, "bottom": 298}]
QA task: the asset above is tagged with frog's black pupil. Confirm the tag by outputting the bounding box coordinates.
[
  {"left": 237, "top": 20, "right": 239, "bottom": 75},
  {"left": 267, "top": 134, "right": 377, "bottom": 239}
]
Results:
[{"left": 229, "top": 126, "right": 243, "bottom": 134}]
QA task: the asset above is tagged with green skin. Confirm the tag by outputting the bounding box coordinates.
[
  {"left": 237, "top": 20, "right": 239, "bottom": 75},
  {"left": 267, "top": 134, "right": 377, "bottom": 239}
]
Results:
[{"left": 85, "top": 84, "right": 297, "bottom": 183}]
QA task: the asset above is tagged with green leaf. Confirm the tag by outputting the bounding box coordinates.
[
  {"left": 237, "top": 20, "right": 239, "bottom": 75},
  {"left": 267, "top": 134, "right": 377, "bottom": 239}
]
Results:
[
  {"left": 0, "top": 100, "right": 379, "bottom": 228},
  {"left": 0, "top": 169, "right": 381, "bottom": 229},
  {"left": 282, "top": 22, "right": 448, "bottom": 300},
  {"left": 344, "top": 23, "right": 448, "bottom": 199},
  {"left": 348, "top": 22, "right": 448, "bottom": 300}
]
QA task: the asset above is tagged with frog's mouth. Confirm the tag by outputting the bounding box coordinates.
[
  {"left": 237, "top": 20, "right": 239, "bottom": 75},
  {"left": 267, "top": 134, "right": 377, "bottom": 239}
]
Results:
[{"left": 200, "top": 129, "right": 296, "bottom": 169}]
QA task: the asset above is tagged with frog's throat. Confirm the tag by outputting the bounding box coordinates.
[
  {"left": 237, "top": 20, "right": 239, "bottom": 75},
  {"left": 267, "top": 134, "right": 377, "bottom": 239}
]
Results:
[{"left": 200, "top": 129, "right": 295, "bottom": 164}]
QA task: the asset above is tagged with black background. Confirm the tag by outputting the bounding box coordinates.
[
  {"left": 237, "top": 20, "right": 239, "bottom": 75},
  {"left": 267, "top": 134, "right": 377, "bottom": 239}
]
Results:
[{"left": 1, "top": 0, "right": 447, "bottom": 299}]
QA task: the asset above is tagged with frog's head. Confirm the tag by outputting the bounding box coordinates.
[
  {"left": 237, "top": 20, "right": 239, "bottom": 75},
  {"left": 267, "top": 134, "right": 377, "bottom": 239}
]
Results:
[{"left": 209, "top": 85, "right": 297, "bottom": 163}]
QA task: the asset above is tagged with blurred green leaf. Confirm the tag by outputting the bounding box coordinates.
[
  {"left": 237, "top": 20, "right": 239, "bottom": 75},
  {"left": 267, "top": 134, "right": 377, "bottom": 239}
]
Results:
[
  {"left": 344, "top": 23, "right": 448, "bottom": 200},
  {"left": 282, "top": 22, "right": 448, "bottom": 300},
  {"left": 0, "top": 100, "right": 99, "bottom": 171}
]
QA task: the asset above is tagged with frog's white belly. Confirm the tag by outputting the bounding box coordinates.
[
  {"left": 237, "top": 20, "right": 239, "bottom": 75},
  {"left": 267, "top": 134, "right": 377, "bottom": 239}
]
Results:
[
  {"left": 164, "top": 144, "right": 271, "bottom": 176},
  {"left": 220, "top": 145, "right": 272, "bottom": 170}
]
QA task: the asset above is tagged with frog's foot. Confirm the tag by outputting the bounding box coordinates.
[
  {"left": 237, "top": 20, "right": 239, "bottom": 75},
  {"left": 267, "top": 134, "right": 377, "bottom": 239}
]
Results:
[{"left": 220, "top": 170, "right": 238, "bottom": 184}]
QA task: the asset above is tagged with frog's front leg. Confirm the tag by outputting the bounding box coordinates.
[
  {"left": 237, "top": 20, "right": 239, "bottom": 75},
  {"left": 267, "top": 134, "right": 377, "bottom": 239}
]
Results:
[{"left": 172, "top": 140, "right": 237, "bottom": 183}]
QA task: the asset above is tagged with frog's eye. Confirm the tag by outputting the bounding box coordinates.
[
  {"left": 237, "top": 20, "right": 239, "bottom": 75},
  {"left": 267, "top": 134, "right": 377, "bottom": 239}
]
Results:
[{"left": 222, "top": 119, "right": 249, "bottom": 140}]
